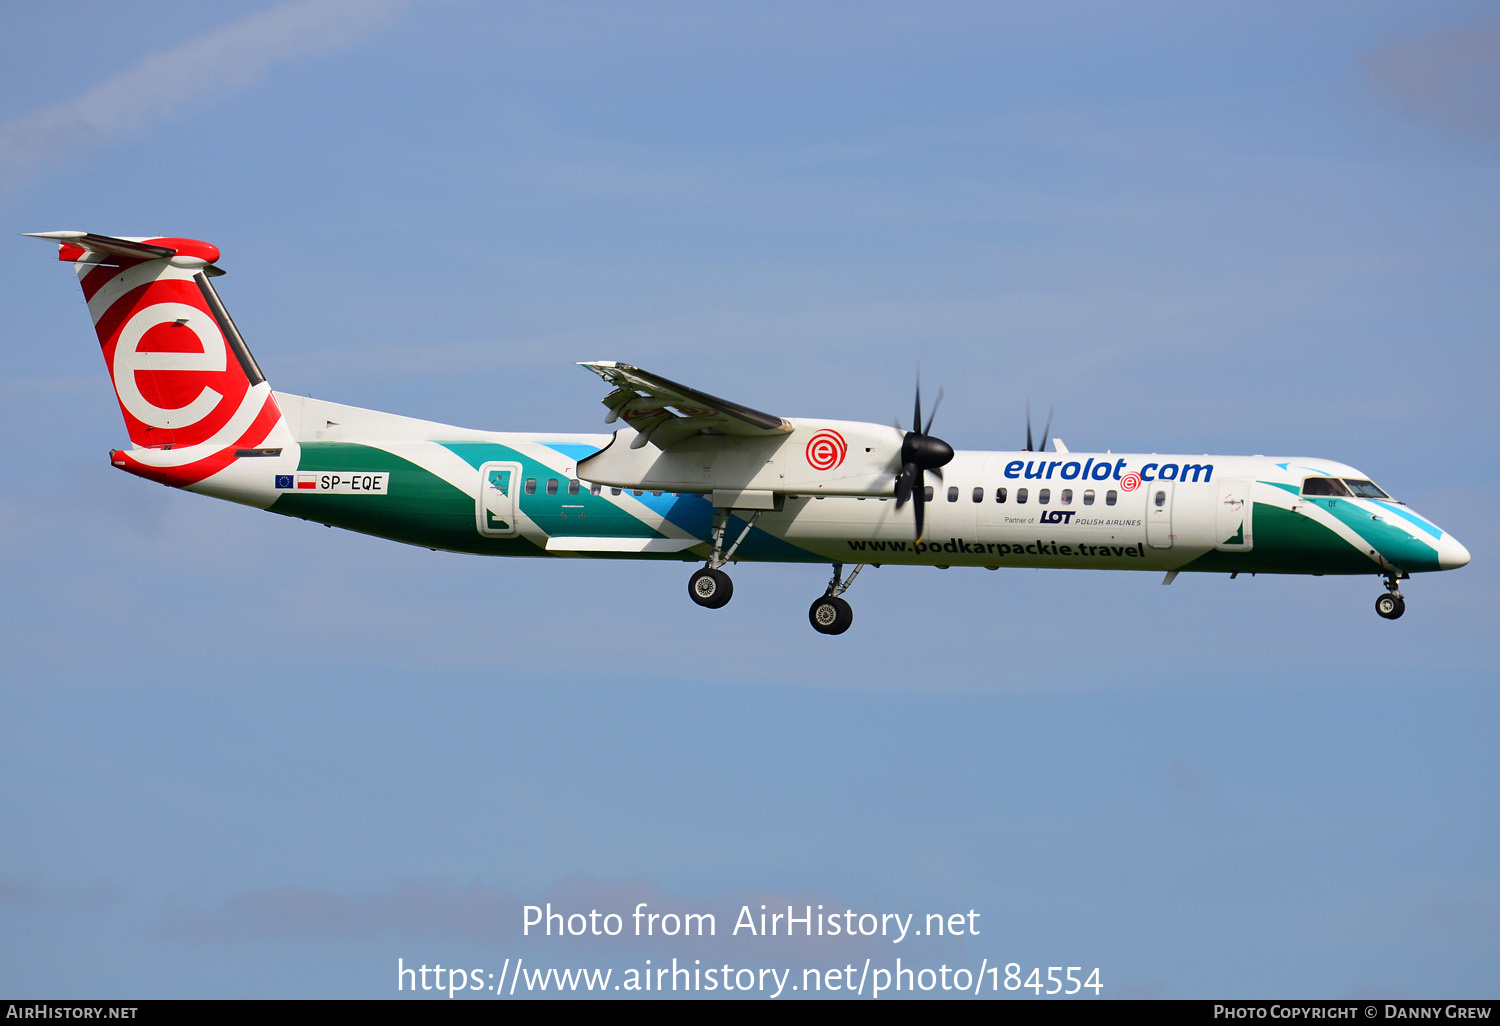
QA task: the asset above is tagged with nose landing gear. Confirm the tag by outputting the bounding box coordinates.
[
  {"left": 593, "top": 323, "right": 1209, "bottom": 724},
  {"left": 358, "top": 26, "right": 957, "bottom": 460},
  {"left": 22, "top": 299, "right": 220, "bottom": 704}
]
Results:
[{"left": 1376, "top": 574, "right": 1406, "bottom": 620}]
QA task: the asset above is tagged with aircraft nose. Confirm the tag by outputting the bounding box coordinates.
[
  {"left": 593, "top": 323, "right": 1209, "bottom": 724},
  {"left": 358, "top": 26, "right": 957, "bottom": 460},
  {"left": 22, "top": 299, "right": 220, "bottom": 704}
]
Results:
[{"left": 1438, "top": 533, "right": 1471, "bottom": 570}]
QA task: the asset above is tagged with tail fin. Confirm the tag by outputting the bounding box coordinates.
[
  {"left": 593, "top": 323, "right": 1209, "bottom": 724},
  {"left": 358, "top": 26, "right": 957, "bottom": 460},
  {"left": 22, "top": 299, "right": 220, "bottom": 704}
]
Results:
[{"left": 29, "top": 231, "right": 291, "bottom": 486}]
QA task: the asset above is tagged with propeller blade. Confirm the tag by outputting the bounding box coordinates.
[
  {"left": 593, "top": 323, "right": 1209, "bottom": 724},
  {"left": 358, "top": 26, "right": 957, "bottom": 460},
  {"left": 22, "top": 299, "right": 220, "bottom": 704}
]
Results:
[
  {"left": 894, "top": 463, "right": 917, "bottom": 507},
  {"left": 923, "top": 386, "right": 943, "bottom": 435},
  {"left": 893, "top": 374, "right": 953, "bottom": 538},
  {"left": 913, "top": 381, "right": 923, "bottom": 445},
  {"left": 1039, "top": 406, "right": 1054, "bottom": 454},
  {"left": 1025, "top": 399, "right": 1034, "bottom": 452}
]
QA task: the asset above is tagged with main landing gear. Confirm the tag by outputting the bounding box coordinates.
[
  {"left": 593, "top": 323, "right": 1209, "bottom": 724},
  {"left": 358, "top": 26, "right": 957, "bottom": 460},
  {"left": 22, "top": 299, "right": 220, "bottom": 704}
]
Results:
[
  {"left": 687, "top": 508, "right": 761, "bottom": 609},
  {"left": 1375, "top": 574, "right": 1406, "bottom": 620},
  {"left": 688, "top": 566, "right": 732, "bottom": 608},
  {"left": 808, "top": 563, "right": 865, "bottom": 635},
  {"left": 686, "top": 517, "right": 868, "bottom": 636}
]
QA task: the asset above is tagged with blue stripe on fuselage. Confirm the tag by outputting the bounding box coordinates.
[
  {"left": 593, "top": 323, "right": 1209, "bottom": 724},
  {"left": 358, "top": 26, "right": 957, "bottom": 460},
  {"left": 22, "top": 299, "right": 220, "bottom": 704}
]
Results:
[
  {"left": 1371, "top": 500, "right": 1442, "bottom": 540},
  {"left": 542, "top": 442, "right": 604, "bottom": 463}
]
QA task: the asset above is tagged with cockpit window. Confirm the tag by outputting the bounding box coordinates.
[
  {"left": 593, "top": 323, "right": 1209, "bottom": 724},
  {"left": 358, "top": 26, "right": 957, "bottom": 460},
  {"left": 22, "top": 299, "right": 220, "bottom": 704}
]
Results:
[
  {"left": 1342, "top": 479, "right": 1390, "bottom": 500},
  {"left": 1302, "top": 477, "right": 1351, "bottom": 497}
]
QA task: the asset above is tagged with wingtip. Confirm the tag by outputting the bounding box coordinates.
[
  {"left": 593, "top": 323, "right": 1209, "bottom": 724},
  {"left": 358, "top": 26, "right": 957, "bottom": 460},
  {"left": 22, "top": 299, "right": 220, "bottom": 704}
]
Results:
[{"left": 24, "top": 230, "right": 86, "bottom": 240}]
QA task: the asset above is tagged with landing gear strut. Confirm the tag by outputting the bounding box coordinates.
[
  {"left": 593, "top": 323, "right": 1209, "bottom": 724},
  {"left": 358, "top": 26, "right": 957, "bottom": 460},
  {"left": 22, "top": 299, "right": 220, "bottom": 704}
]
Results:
[
  {"left": 687, "top": 508, "right": 761, "bottom": 609},
  {"left": 1375, "top": 574, "right": 1406, "bottom": 620},
  {"left": 808, "top": 563, "right": 865, "bottom": 635}
]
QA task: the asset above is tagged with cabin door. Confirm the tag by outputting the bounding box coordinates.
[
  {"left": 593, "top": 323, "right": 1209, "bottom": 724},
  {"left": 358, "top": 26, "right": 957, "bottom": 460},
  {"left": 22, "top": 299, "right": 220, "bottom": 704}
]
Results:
[
  {"left": 1215, "top": 479, "right": 1254, "bottom": 552},
  {"left": 1146, "top": 480, "right": 1175, "bottom": 549},
  {"left": 477, "top": 461, "right": 522, "bottom": 538}
]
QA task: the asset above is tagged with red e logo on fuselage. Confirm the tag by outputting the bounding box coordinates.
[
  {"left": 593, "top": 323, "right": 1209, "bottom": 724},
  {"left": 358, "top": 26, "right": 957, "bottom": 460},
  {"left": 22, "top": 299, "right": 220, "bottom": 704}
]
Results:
[{"left": 805, "top": 429, "right": 848, "bottom": 471}]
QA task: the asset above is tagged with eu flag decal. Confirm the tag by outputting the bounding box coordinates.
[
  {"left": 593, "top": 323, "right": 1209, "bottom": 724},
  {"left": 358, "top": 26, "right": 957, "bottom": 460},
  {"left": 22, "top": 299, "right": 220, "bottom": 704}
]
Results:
[{"left": 274, "top": 475, "right": 293, "bottom": 489}]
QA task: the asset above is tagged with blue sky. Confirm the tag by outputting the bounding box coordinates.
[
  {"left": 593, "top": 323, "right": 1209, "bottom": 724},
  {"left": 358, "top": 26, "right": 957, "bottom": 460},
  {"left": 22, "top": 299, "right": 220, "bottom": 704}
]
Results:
[{"left": 2, "top": 0, "right": 1497, "bottom": 999}]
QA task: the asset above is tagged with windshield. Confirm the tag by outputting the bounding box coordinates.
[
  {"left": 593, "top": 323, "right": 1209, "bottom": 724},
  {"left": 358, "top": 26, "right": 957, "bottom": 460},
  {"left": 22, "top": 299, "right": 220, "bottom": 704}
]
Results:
[
  {"left": 1301, "top": 477, "right": 1351, "bottom": 497},
  {"left": 1343, "top": 479, "right": 1391, "bottom": 500}
]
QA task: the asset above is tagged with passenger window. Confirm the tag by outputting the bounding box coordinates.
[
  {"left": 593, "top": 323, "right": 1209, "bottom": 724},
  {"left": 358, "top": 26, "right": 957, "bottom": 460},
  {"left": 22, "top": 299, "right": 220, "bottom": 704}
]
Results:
[
  {"left": 632, "top": 489, "right": 643, "bottom": 496},
  {"left": 1039, "top": 488, "right": 1051, "bottom": 505},
  {"left": 1017, "top": 488, "right": 1028, "bottom": 504},
  {"left": 995, "top": 487, "right": 1007, "bottom": 503},
  {"left": 652, "top": 490, "right": 663, "bottom": 496},
  {"left": 1105, "top": 490, "right": 1117, "bottom": 506},
  {"left": 611, "top": 487, "right": 621, "bottom": 495},
  {"left": 1061, "top": 488, "right": 1073, "bottom": 505},
  {"left": 1154, "top": 490, "right": 1166, "bottom": 507},
  {"left": 924, "top": 485, "right": 934, "bottom": 503},
  {"left": 591, "top": 482, "right": 602, "bottom": 495},
  {"left": 524, "top": 478, "right": 536, "bottom": 495},
  {"left": 546, "top": 479, "right": 558, "bottom": 495},
  {"left": 1083, "top": 489, "right": 1095, "bottom": 506},
  {"left": 972, "top": 487, "right": 983, "bottom": 503},
  {"left": 569, "top": 479, "right": 581, "bottom": 495},
  {"left": 947, "top": 486, "right": 959, "bottom": 503}
]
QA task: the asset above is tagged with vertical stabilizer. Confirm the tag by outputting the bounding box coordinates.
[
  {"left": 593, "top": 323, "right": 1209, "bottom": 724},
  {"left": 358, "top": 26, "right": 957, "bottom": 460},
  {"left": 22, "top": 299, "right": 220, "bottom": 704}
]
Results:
[{"left": 29, "top": 231, "right": 291, "bottom": 487}]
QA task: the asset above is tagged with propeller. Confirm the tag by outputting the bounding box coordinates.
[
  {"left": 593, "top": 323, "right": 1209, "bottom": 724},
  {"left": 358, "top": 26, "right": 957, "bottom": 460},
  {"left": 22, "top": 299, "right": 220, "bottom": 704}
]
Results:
[
  {"left": 893, "top": 379, "right": 954, "bottom": 540},
  {"left": 1024, "top": 400, "right": 1054, "bottom": 453}
]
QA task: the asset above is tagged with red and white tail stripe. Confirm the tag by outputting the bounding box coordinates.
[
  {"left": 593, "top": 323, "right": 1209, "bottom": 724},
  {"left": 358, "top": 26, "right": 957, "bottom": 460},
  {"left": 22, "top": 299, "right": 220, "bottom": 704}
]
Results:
[{"left": 30, "top": 231, "right": 291, "bottom": 487}]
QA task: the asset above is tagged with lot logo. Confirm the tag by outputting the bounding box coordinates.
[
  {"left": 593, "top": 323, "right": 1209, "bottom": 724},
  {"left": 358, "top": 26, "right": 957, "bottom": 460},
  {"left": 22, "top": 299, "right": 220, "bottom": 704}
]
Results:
[
  {"left": 1040, "top": 509, "right": 1075, "bottom": 524},
  {"left": 805, "top": 429, "right": 847, "bottom": 471}
]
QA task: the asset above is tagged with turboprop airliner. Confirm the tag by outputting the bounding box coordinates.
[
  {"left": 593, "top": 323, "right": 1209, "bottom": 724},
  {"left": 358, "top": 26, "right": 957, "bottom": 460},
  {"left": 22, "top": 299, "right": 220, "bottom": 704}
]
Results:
[{"left": 31, "top": 231, "right": 1470, "bottom": 634}]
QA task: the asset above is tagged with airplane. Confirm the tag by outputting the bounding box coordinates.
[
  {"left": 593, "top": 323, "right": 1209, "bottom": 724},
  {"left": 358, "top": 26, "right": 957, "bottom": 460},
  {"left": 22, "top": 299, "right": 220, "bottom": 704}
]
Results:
[{"left": 29, "top": 231, "right": 1471, "bottom": 634}]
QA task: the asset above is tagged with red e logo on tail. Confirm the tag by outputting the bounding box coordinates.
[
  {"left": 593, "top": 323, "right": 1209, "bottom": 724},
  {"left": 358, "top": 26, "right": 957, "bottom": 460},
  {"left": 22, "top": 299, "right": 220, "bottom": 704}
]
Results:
[{"left": 103, "top": 288, "right": 253, "bottom": 447}]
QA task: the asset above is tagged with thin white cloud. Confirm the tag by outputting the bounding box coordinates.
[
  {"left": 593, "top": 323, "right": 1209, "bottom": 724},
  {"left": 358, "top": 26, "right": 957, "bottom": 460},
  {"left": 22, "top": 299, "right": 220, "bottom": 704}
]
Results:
[{"left": 0, "top": 0, "right": 408, "bottom": 194}]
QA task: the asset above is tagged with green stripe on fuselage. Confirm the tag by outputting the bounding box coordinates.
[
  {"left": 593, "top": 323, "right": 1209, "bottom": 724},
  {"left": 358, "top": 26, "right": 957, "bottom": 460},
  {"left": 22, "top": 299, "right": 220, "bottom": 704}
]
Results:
[
  {"left": 269, "top": 441, "right": 819, "bottom": 562},
  {"left": 1181, "top": 502, "right": 1377, "bottom": 574},
  {"left": 269, "top": 442, "right": 536, "bottom": 555},
  {"left": 1305, "top": 496, "right": 1440, "bottom": 572},
  {"left": 440, "top": 441, "right": 667, "bottom": 545}
]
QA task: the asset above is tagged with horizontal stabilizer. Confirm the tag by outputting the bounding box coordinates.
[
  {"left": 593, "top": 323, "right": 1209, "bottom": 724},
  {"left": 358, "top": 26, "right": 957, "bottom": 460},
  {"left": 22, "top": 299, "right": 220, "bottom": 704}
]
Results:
[{"left": 26, "top": 231, "right": 224, "bottom": 274}]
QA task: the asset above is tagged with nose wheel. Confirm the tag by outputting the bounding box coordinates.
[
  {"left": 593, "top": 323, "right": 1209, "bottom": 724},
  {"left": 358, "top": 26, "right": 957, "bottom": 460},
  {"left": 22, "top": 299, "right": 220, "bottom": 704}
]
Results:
[{"left": 1376, "top": 575, "right": 1406, "bottom": 620}]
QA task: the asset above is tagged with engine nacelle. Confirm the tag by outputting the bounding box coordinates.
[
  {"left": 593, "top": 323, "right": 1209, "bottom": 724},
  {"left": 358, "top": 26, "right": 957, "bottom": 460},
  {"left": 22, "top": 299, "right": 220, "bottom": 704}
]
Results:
[{"left": 578, "top": 418, "right": 903, "bottom": 500}]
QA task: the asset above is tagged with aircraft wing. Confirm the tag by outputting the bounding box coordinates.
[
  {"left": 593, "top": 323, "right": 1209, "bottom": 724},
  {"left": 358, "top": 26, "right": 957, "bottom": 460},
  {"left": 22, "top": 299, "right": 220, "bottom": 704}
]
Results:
[{"left": 579, "top": 361, "right": 792, "bottom": 449}]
